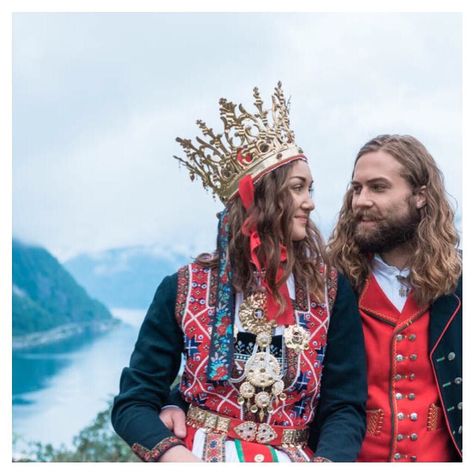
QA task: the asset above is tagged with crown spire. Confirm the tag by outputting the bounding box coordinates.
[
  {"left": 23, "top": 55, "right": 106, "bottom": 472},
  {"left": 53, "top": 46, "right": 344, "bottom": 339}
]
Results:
[{"left": 174, "top": 82, "right": 305, "bottom": 203}]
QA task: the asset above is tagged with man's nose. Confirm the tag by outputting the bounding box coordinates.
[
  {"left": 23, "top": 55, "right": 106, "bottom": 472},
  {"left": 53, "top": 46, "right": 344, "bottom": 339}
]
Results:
[{"left": 353, "top": 188, "right": 373, "bottom": 208}]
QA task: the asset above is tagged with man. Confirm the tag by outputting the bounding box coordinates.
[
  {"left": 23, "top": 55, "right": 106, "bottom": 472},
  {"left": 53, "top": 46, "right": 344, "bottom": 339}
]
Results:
[
  {"left": 160, "top": 134, "right": 462, "bottom": 462},
  {"left": 327, "top": 134, "right": 462, "bottom": 462}
]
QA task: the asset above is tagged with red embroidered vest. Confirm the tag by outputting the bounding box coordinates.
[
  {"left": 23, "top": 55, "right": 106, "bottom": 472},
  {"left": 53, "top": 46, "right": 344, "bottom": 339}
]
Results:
[
  {"left": 175, "top": 263, "right": 334, "bottom": 427},
  {"left": 357, "top": 275, "right": 454, "bottom": 462}
]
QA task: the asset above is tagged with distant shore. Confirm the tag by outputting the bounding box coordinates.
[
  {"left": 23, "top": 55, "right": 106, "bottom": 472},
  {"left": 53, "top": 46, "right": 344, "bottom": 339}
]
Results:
[{"left": 13, "top": 319, "right": 120, "bottom": 350}]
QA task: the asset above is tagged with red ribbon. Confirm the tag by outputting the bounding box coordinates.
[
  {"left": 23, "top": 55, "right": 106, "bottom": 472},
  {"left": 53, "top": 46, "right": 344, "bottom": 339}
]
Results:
[{"left": 238, "top": 177, "right": 294, "bottom": 326}]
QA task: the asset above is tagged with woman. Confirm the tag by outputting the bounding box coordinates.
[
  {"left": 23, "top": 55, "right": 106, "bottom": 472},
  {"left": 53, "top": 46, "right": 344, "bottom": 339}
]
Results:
[{"left": 111, "top": 83, "right": 367, "bottom": 462}]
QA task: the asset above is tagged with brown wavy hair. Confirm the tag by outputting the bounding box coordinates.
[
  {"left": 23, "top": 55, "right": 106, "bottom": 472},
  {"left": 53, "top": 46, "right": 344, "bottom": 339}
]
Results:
[
  {"left": 327, "top": 134, "right": 461, "bottom": 306},
  {"left": 196, "top": 159, "right": 328, "bottom": 310}
]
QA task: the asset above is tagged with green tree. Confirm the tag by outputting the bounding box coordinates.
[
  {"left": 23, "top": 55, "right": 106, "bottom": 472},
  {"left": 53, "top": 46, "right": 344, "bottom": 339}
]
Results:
[{"left": 13, "top": 400, "right": 139, "bottom": 462}]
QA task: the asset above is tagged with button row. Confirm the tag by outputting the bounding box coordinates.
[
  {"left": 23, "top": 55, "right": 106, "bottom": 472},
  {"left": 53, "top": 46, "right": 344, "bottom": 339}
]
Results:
[
  {"left": 394, "top": 453, "right": 417, "bottom": 461},
  {"left": 395, "top": 334, "right": 417, "bottom": 342},
  {"left": 394, "top": 373, "right": 416, "bottom": 381},
  {"left": 397, "top": 412, "right": 418, "bottom": 421},
  {"left": 395, "top": 354, "right": 418, "bottom": 362},
  {"left": 395, "top": 392, "right": 416, "bottom": 400},
  {"left": 396, "top": 433, "right": 418, "bottom": 441}
]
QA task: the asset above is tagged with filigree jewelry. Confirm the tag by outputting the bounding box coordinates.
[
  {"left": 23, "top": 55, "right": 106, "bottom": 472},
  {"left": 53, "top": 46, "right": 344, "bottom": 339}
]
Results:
[
  {"left": 238, "top": 292, "right": 286, "bottom": 421},
  {"left": 396, "top": 275, "right": 410, "bottom": 297},
  {"left": 238, "top": 292, "right": 275, "bottom": 335},
  {"left": 284, "top": 325, "right": 310, "bottom": 354}
]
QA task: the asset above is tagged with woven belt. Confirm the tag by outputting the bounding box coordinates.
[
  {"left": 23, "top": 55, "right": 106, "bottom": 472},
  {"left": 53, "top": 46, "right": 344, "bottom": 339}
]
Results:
[{"left": 186, "top": 405, "right": 309, "bottom": 447}]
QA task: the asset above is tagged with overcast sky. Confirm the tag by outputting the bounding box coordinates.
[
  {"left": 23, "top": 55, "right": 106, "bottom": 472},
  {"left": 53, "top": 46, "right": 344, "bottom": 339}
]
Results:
[{"left": 12, "top": 12, "right": 462, "bottom": 261}]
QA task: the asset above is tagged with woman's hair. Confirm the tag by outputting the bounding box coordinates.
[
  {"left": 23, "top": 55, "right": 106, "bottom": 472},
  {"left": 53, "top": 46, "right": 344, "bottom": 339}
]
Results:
[
  {"left": 196, "top": 159, "right": 328, "bottom": 308},
  {"left": 327, "top": 134, "right": 461, "bottom": 306}
]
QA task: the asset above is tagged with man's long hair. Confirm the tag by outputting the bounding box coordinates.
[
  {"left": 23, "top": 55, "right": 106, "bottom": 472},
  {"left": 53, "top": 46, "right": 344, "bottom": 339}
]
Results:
[
  {"left": 196, "top": 160, "right": 328, "bottom": 308},
  {"left": 328, "top": 134, "right": 461, "bottom": 306}
]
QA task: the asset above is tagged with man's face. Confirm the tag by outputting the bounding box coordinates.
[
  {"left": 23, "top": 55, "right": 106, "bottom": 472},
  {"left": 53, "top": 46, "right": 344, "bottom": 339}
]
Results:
[{"left": 350, "top": 150, "right": 421, "bottom": 254}]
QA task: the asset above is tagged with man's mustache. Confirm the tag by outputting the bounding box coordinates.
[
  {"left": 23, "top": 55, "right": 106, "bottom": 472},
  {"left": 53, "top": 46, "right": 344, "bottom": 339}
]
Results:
[{"left": 353, "top": 211, "right": 382, "bottom": 222}]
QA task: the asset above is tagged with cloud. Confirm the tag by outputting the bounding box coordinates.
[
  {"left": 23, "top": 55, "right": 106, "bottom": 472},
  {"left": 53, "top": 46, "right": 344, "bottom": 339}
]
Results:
[{"left": 13, "top": 13, "right": 462, "bottom": 259}]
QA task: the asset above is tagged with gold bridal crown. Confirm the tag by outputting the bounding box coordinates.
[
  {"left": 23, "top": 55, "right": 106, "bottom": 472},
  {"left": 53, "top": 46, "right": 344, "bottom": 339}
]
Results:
[{"left": 174, "top": 82, "right": 305, "bottom": 203}]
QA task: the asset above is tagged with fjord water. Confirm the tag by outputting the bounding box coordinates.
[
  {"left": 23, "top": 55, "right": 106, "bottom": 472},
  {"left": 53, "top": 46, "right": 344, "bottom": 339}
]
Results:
[{"left": 13, "top": 309, "right": 144, "bottom": 449}]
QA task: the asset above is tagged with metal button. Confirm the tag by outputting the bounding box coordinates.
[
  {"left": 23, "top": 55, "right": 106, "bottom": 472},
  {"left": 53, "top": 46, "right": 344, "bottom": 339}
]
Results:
[
  {"left": 254, "top": 454, "right": 265, "bottom": 462},
  {"left": 396, "top": 393, "right": 403, "bottom": 400},
  {"left": 410, "top": 413, "right": 418, "bottom": 421},
  {"left": 394, "top": 453, "right": 401, "bottom": 460},
  {"left": 409, "top": 373, "right": 416, "bottom": 381},
  {"left": 394, "top": 374, "right": 403, "bottom": 381},
  {"left": 397, "top": 434, "right": 405, "bottom": 441},
  {"left": 408, "top": 334, "right": 417, "bottom": 341},
  {"left": 410, "top": 456, "right": 417, "bottom": 462},
  {"left": 408, "top": 393, "right": 416, "bottom": 400},
  {"left": 458, "top": 402, "right": 463, "bottom": 410},
  {"left": 398, "top": 412, "right": 405, "bottom": 420},
  {"left": 409, "top": 354, "right": 418, "bottom": 361},
  {"left": 448, "top": 352, "right": 456, "bottom": 361},
  {"left": 396, "top": 354, "right": 404, "bottom": 362},
  {"left": 454, "top": 377, "right": 462, "bottom": 384},
  {"left": 396, "top": 334, "right": 404, "bottom": 341},
  {"left": 410, "top": 433, "right": 418, "bottom": 441}
]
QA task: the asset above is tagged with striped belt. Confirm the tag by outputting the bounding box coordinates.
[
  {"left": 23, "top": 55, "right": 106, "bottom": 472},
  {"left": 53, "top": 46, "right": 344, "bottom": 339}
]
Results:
[{"left": 186, "top": 405, "right": 309, "bottom": 447}]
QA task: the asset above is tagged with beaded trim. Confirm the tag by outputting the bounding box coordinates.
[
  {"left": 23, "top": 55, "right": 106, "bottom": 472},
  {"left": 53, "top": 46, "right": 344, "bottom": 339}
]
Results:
[
  {"left": 427, "top": 403, "right": 442, "bottom": 431},
  {"left": 327, "top": 266, "right": 338, "bottom": 313},
  {"left": 279, "top": 445, "right": 309, "bottom": 462},
  {"left": 176, "top": 265, "right": 190, "bottom": 326},
  {"left": 313, "top": 456, "right": 332, "bottom": 462},
  {"left": 131, "top": 436, "right": 185, "bottom": 461},
  {"left": 366, "top": 408, "right": 384, "bottom": 436}
]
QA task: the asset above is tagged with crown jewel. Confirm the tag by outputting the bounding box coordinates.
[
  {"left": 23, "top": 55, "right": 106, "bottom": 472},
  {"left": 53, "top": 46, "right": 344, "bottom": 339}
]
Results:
[{"left": 174, "top": 82, "right": 305, "bottom": 203}]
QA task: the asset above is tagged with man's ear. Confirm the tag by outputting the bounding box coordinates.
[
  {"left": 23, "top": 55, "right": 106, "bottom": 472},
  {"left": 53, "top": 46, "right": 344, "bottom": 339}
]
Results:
[{"left": 414, "top": 185, "right": 427, "bottom": 209}]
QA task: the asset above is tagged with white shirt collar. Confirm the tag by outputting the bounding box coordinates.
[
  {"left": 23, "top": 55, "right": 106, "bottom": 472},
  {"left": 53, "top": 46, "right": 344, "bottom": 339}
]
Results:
[{"left": 372, "top": 253, "right": 410, "bottom": 279}]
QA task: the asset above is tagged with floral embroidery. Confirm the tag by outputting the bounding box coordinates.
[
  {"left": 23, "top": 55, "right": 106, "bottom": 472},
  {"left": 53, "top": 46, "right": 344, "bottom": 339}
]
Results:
[
  {"left": 207, "top": 209, "right": 235, "bottom": 381},
  {"left": 178, "top": 257, "right": 337, "bottom": 427},
  {"left": 203, "top": 431, "right": 226, "bottom": 462}
]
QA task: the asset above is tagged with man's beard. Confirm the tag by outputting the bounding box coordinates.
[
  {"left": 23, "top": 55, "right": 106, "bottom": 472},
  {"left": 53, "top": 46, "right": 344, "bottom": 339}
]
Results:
[{"left": 353, "top": 205, "right": 420, "bottom": 254}]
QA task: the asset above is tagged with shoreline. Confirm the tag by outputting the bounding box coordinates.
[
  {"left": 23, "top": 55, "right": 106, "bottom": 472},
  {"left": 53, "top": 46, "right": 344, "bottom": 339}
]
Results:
[{"left": 13, "top": 319, "right": 120, "bottom": 351}]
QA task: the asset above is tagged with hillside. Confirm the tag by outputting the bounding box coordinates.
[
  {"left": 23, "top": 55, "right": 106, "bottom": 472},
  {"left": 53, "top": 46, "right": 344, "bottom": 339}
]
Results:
[{"left": 13, "top": 239, "right": 117, "bottom": 348}]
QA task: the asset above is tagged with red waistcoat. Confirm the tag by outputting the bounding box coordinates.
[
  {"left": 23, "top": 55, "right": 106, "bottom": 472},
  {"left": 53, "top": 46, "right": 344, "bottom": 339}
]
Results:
[
  {"left": 175, "top": 263, "right": 332, "bottom": 427},
  {"left": 357, "top": 275, "right": 454, "bottom": 462}
]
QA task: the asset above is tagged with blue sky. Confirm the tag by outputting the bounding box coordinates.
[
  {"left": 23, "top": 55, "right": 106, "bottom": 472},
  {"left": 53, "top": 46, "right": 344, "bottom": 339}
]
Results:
[{"left": 12, "top": 12, "right": 462, "bottom": 260}]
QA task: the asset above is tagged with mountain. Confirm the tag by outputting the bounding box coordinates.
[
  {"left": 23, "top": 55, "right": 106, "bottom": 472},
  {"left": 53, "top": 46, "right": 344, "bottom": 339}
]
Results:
[
  {"left": 12, "top": 239, "right": 118, "bottom": 348},
  {"left": 64, "top": 246, "right": 189, "bottom": 309}
]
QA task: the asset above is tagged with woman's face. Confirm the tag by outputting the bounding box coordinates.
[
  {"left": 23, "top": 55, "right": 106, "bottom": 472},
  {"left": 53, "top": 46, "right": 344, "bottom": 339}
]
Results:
[{"left": 287, "top": 160, "right": 315, "bottom": 241}]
